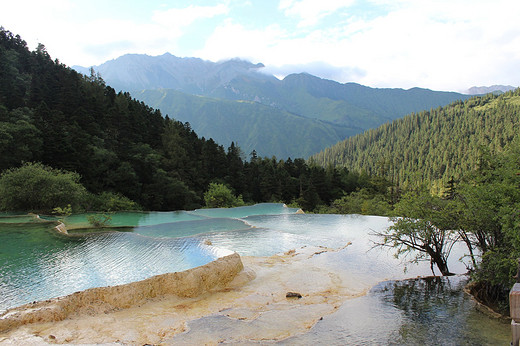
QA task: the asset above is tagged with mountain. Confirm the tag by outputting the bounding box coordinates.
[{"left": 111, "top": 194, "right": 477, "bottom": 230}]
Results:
[
  {"left": 310, "top": 90, "right": 520, "bottom": 190},
  {"left": 75, "top": 54, "right": 472, "bottom": 158},
  {"left": 73, "top": 53, "right": 270, "bottom": 94},
  {"left": 135, "top": 89, "right": 358, "bottom": 158},
  {"left": 466, "top": 85, "right": 516, "bottom": 95},
  {"left": 234, "top": 73, "right": 471, "bottom": 127}
]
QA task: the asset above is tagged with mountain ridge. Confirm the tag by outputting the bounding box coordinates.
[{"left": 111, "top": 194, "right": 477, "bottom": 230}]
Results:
[
  {"left": 73, "top": 53, "right": 472, "bottom": 158},
  {"left": 465, "top": 85, "right": 516, "bottom": 95},
  {"left": 73, "top": 53, "right": 270, "bottom": 94}
]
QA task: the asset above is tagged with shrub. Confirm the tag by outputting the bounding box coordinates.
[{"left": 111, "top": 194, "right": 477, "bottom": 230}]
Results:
[
  {"left": 86, "top": 213, "right": 112, "bottom": 227},
  {"left": 85, "top": 191, "right": 141, "bottom": 212},
  {"left": 0, "top": 162, "right": 86, "bottom": 213},
  {"left": 204, "top": 183, "right": 244, "bottom": 208}
]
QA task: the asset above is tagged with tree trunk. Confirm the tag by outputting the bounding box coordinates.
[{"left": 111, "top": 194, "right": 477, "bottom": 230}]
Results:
[{"left": 428, "top": 247, "right": 453, "bottom": 276}]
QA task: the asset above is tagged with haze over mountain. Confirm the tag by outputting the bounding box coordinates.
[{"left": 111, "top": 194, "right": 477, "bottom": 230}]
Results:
[
  {"left": 74, "top": 53, "right": 472, "bottom": 158},
  {"left": 73, "top": 53, "right": 269, "bottom": 95},
  {"left": 465, "top": 85, "right": 516, "bottom": 95}
]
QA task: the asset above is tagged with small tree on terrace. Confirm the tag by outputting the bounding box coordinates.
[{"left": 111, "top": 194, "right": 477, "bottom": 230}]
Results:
[
  {"left": 373, "top": 189, "right": 458, "bottom": 276},
  {"left": 204, "top": 182, "right": 244, "bottom": 208}
]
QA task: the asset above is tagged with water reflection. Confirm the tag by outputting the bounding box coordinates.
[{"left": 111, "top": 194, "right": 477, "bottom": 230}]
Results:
[{"left": 286, "top": 276, "right": 510, "bottom": 345}]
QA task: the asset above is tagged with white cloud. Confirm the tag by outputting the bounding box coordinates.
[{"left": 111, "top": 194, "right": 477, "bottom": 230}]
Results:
[
  {"left": 341, "top": 0, "right": 520, "bottom": 90},
  {"left": 152, "top": 4, "right": 229, "bottom": 28},
  {"left": 2, "top": 0, "right": 519, "bottom": 90},
  {"left": 0, "top": 0, "right": 72, "bottom": 47},
  {"left": 0, "top": 1, "right": 231, "bottom": 67},
  {"left": 194, "top": 20, "right": 286, "bottom": 64},
  {"left": 197, "top": 0, "right": 520, "bottom": 90},
  {"left": 279, "top": 0, "right": 356, "bottom": 27}
]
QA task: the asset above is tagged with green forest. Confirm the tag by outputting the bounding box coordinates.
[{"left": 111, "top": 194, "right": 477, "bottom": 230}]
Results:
[
  {"left": 0, "top": 28, "right": 377, "bottom": 214},
  {"left": 134, "top": 88, "right": 358, "bottom": 159},
  {"left": 311, "top": 90, "right": 520, "bottom": 193}
]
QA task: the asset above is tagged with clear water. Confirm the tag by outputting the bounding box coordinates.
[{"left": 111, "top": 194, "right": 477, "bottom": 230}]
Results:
[
  {"left": 61, "top": 210, "right": 206, "bottom": 229},
  {"left": 0, "top": 203, "right": 297, "bottom": 311},
  {"left": 189, "top": 203, "right": 299, "bottom": 219},
  {"left": 286, "top": 276, "right": 510, "bottom": 345},
  {"left": 58, "top": 203, "right": 299, "bottom": 229},
  {"left": 0, "top": 204, "right": 511, "bottom": 343},
  {"left": 0, "top": 223, "right": 229, "bottom": 311}
]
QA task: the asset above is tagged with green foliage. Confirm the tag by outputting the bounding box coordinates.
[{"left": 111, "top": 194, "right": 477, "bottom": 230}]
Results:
[
  {"left": 475, "top": 250, "right": 518, "bottom": 288},
  {"left": 136, "top": 89, "right": 356, "bottom": 159},
  {"left": 372, "top": 140, "right": 520, "bottom": 311},
  {"left": 123, "top": 60, "right": 468, "bottom": 158},
  {"left": 85, "top": 192, "right": 141, "bottom": 212},
  {"left": 52, "top": 204, "right": 72, "bottom": 217},
  {"left": 331, "top": 189, "right": 392, "bottom": 216},
  {"left": 458, "top": 142, "right": 520, "bottom": 290},
  {"left": 0, "top": 28, "right": 403, "bottom": 215},
  {"left": 375, "top": 190, "right": 457, "bottom": 276},
  {"left": 86, "top": 213, "right": 112, "bottom": 228},
  {"left": 0, "top": 162, "right": 86, "bottom": 213},
  {"left": 204, "top": 183, "right": 244, "bottom": 208},
  {"left": 312, "top": 90, "right": 520, "bottom": 190}
]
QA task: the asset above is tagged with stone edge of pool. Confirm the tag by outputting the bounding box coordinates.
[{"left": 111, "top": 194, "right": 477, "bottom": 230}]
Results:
[{"left": 0, "top": 252, "right": 243, "bottom": 333}]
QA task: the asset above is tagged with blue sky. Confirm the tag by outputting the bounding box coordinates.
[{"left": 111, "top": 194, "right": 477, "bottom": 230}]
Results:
[{"left": 1, "top": 0, "right": 519, "bottom": 92}]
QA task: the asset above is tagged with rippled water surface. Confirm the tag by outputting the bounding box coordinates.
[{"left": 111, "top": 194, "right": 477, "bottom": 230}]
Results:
[
  {"left": 0, "top": 204, "right": 297, "bottom": 311},
  {"left": 0, "top": 204, "right": 512, "bottom": 343}
]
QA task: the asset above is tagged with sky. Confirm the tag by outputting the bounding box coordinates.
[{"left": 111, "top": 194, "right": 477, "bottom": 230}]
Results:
[{"left": 1, "top": 0, "right": 519, "bottom": 92}]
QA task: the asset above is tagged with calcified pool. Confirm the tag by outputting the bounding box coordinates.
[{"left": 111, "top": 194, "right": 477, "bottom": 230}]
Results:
[{"left": 0, "top": 204, "right": 510, "bottom": 344}]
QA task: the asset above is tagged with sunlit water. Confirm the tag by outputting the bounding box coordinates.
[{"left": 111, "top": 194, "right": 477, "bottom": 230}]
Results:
[{"left": 0, "top": 204, "right": 511, "bottom": 343}]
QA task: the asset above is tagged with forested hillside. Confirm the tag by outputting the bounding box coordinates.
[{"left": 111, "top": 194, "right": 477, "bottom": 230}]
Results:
[
  {"left": 135, "top": 89, "right": 358, "bottom": 158},
  {"left": 311, "top": 90, "right": 520, "bottom": 191},
  {"left": 0, "top": 28, "right": 373, "bottom": 212}
]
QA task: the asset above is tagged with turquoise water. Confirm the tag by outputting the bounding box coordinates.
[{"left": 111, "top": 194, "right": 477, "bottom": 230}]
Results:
[
  {"left": 0, "top": 204, "right": 511, "bottom": 343},
  {"left": 0, "top": 223, "right": 227, "bottom": 311},
  {"left": 0, "top": 204, "right": 297, "bottom": 311},
  {"left": 59, "top": 203, "right": 299, "bottom": 229},
  {"left": 0, "top": 215, "right": 41, "bottom": 223},
  {"left": 189, "top": 203, "right": 299, "bottom": 219},
  {"left": 61, "top": 211, "right": 205, "bottom": 229}
]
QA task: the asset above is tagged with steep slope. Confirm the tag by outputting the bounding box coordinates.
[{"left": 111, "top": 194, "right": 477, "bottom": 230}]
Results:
[
  {"left": 0, "top": 27, "right": 384, "bottom": 212},
  {"left": 311, "top": 89, "right": 520, "bottom": 189},
  {"left": 136, "top": 89, "right": 358, "bottom": 158},
  {"left": 0, "top": 28, "right": 248, "bottom": 210}
]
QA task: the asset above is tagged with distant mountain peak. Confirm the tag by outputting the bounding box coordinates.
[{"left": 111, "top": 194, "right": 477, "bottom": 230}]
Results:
[
  {"left": 72, "top": 53, "right": 270, "bottom": 93},
  {"left": 466, "top": 85, "right": 516, "bottom": 95}
]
